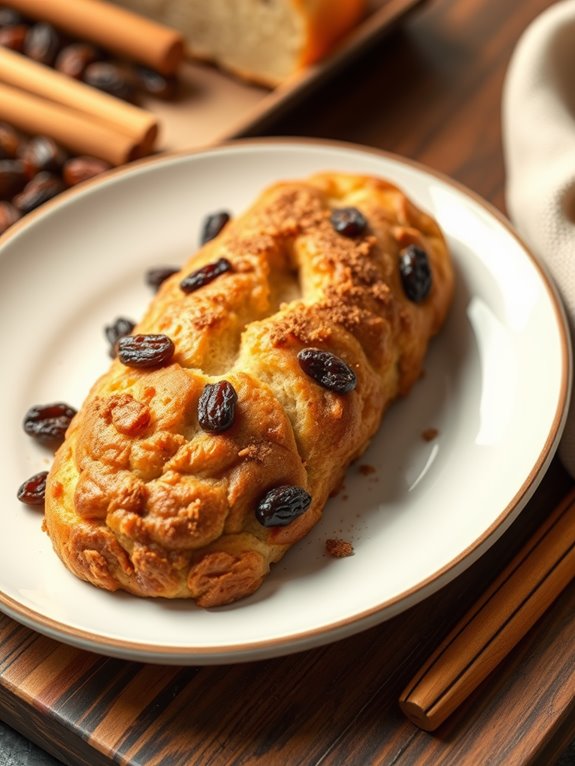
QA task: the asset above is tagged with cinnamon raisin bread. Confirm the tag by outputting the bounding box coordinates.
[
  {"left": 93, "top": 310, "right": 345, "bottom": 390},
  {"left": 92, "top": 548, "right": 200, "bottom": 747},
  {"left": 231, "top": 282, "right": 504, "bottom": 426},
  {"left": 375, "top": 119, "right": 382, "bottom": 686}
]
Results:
[
  {"left": 111, "top": 0, "right": 367, "bottom": 85},
  {"left": 44, "top": 171, "right": 454, "bottom": 607}
]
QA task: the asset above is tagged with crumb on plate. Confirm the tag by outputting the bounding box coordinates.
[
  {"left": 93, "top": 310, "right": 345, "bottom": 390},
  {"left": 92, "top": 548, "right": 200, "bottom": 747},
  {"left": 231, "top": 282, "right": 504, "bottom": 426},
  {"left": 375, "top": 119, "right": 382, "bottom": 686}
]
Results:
[{"left": 325, "top": 538, "right": 354, "bottom": 558}]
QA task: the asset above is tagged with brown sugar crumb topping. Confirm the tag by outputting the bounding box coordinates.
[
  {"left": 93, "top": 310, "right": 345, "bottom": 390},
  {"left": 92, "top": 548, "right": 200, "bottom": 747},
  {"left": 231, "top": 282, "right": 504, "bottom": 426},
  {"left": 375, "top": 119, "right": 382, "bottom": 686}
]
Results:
[
  {"left": 268, "top": 309, "right": 333, "bottom": 347},
  {"left": 237, "top": 442, "right": 272, "bottom": 463},
  {"left": 421, "top": 427, "right": 439, "bottom": 442},
  {"left": 257, "top": 186, "right": 325, "bottom": 236},
  {"left": 319, "top": 290, "right": 384, "bottom": 335},
  {"left": 325, "top": 538, "right": 354, "bottom": 558}
]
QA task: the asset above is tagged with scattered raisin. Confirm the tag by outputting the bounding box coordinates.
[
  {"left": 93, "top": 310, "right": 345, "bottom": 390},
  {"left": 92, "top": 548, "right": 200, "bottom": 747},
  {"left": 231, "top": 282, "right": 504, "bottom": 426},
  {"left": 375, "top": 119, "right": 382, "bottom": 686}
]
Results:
[
  {"left": 297, "top": 348, "right": 357, "bottom": 393},
  {"left": 135, "top": 66, "right": 178, "bottom": 99},
  {"left": 200, "top": 211, "right": 231, "bottom": 244},
  {"left": 55, "top": 42, "right": 99, "bottom": 79},
  {"left": 255, "top": 485, "right": 312, "bottom": 527},
  {"left": 145, "top": 266, "right": 179, "bottom": 291},
  {"left": 19, "top": 136, "right": 67, "bottom": 176},
  {"left": 0, "top": 122, "right": 22, "bottom": 159},
  {"left": 83, "top": 62, "right": 134, "bottom": 101},
  {"left": 17, "top": 471, "right": 49, "bottom": 506},
  {"left": 117, "top": 333, "right": 175, "bottom": 368},
  {"left": 0, "top": 159, "right": 27, "bottom": 199},
  {"left": 12, "top": 172, "right": 65, "bottom": 214},
  {"left": 62, "top": 155, "right": 111, "bottom": 186},
  {"left": 330, "top": 207, "right": 367, "bottom": 237},
  {"left": 0, "top": 9, "right": 25, "bottom": 26},
  {"left": 0, "top": 24, "right": 28, "bottom": 52},
  {"left": 180, "top": 257, "right": 232, "bottom": 293},
  {"left": 197, "top": 380, "right": 238, "bottom": 433},
  {"left": 24, "top": 22, "right": 62, "bottom": 66},
  {"left": 399, "top": 244, "right": 432, "bottom": 302},
  {"left": 23, "top": 402, "right": 77, "bottom": 444},
  {"left": 104, "top": 316, "right": 135, "bottom": 357}
]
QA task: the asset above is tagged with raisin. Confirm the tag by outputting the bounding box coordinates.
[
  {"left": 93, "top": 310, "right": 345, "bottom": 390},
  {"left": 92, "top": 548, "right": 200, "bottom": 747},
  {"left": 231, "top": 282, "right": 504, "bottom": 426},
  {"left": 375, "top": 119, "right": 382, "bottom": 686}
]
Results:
[
  {"left": 55, "top": 43, "right": 99, "bottom": 79},
  {"left": 19, "top": 136, "right": 67, "bottom": 176},
  {"left": 255, "top": 485, "right": 312, "bottom": 527},
  {"left": 17, "top": 471, "right": 48, "bottom": 506},
  {"left": 104, "top": 316, "right": 135, "bottom": 357},
  {"left": 83, "top": 62, "right": 134, "bottom": 101},
  {"left": 117, "top": 334, "right": 175, "bottom": 368},
  {"left": 0, "top": 159, "right": 27, "bottom": 199},
  {"left": 180, "top": 257, "right": 232, "bottom": 293},
  {"left": 23, "top": 402, "right": 77, "bottom": 444},
  {"left": 24, "top": 22, "right": 62, "bottom": 66},
  {"left": 198, "top": 380, "right": 238, "bottom": 433},
  {"left": 0, "top": 10, "right": 26, "bottom": 26},
  {"left": 0, "top": 122, "right": 22, "bottom": 159},
  {"left": 0, "top": 25, "right": 27, "bottom": 52},
  {"left": 297, "top": 348, "right": 357, "bottom": 393},
  {"left": 399, "top": 244, "right": 432, "bottom": 302},
  {"left": 62, "top": 156, "right": 111, "bottom": 186},
  {"left": 145, "top": 266, "right": 179, "bottom": 291},
  {"left": 200, "top": 211, "right": 231, "bottom": 244},
  {"left": 12, "top": 173, "right": 65, "bottom": 214},
  {"left": 135, "top": 66, "right": 178, "bottom": 99},
  {"left": 330, "top": 207, "right": 368, "bottom": 237}
]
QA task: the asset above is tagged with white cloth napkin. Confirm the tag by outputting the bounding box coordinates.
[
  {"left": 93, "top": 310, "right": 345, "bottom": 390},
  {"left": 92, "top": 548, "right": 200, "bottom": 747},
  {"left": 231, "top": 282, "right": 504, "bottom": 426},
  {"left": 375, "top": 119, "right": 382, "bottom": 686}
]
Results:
[{"left": 503, "top": 0, "right": 575, "bottom": 476}]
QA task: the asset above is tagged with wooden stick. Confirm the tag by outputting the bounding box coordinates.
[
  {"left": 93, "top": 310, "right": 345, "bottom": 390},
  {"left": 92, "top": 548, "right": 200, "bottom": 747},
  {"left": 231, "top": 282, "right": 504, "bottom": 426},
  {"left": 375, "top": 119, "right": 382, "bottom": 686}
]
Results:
[
  {"left": 0, "top": 82, "right": 138, "bottom": 165},
  {"left": 399, "top": 487, "right": 575, "bottom": 731},
  {"left": 3, "top": 0, "right": 185, "bottom": 75},
  {"left": 0, "top": 47, "right": 158, "bottom": 154}
]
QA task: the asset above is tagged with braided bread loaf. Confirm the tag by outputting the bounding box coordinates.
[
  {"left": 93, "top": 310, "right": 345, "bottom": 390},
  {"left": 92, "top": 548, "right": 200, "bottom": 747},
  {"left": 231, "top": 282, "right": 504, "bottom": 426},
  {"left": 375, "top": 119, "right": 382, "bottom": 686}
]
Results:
[{"left": 44, "top": 172, "right": 454, "bottom": 607}]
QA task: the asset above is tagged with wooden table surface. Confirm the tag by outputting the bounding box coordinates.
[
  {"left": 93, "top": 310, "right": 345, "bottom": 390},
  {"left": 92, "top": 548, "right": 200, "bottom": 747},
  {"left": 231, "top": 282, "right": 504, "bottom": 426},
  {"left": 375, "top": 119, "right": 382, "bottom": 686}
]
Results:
[{"left": 3, "top": 0, "right": 575, "bottom": 764}]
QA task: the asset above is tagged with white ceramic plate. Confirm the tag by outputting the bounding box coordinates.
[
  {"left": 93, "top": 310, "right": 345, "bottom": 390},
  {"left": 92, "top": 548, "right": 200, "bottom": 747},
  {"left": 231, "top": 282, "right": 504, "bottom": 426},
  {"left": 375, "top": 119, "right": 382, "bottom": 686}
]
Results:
[{"left": 0, "top": 140, "right": 570, "bottom": 665}]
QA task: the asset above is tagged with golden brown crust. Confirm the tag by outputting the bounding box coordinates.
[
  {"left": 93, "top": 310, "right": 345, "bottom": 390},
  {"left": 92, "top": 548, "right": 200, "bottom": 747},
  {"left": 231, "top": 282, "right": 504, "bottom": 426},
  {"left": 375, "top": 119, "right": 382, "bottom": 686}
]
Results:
[
  {"left": 44, "top": 171, "right": 454, "bottom": 606},
  {"left": 293, "top": 0, "right": 367, "bottom": 70}
]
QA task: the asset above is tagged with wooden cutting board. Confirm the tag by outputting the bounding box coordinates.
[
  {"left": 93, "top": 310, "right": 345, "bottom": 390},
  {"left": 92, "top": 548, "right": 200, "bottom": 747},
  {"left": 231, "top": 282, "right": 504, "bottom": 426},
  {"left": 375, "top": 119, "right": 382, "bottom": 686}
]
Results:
[{"left": 0, "top": 563, "right": 573, "bottom": 765}]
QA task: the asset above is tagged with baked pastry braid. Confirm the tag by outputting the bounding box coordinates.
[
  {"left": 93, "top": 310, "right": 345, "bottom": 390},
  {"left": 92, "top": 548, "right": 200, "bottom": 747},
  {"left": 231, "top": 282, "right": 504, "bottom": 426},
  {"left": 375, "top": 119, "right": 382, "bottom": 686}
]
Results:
[{"left": 44, "top": 172, "right": 454, "bottom": 607}]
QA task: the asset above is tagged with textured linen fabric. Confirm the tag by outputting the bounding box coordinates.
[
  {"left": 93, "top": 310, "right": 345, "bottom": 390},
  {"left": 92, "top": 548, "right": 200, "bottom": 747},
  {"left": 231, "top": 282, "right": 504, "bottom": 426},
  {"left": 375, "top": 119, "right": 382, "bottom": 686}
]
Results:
[{"left": 503, "top": 0, "right": 575, "bottom": 476}]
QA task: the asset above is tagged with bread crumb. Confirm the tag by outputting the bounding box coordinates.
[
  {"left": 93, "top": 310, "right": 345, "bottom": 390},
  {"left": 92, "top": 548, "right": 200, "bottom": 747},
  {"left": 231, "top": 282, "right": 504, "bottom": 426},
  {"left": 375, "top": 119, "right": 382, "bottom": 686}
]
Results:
[
  {"left": 421, "top": 427, "right": 439, "bottom": 442},
  {"left": 359, "top": 464, "right": 376, "bottom": 476},
  {"left": 330, "top": 481, "right": 346, "bottom": 498},
  {"left": 325, "top": 538, "right": 354, "bottom": 558}
]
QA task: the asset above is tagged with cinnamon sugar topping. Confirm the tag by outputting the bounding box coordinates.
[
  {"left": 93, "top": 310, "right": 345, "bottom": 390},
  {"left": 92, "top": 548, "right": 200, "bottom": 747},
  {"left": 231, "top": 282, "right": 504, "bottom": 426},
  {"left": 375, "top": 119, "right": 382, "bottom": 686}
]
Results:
[{"left": 237, "top": 442, "right": 273, "bottom": 463}]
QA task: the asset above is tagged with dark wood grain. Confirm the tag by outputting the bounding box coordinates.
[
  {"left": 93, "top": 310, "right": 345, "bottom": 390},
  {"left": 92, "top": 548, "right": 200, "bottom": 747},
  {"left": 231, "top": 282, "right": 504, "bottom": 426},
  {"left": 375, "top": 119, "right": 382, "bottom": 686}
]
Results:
[
  {"left": 273, "top": 0, "right": 554, "bottom": 212},
  {"left": 2, "top": 0, "right": 574, "bottom": 764}
]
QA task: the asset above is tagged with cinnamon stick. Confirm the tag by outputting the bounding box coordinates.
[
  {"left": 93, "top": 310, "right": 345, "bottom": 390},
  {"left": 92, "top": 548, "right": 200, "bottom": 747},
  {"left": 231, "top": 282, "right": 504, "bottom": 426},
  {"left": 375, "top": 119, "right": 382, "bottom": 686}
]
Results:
[
  {"left": 0, "top": 82, "right": 139, "bottom": 165},
  {"left": 399, "top": 488, "right": 575, "bottom": 731},
  {"left": 3, "top": 0, "right": 185, "bottom": 75},
  {"left": 0, "top": 47, "right": 158, "bottom": 155}
]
